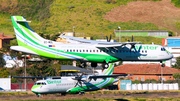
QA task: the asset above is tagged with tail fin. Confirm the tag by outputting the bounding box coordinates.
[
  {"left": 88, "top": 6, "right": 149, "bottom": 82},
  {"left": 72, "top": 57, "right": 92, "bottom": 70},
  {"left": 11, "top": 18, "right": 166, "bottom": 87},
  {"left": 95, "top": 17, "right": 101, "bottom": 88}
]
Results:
[
  {"left": 101, "top": 63, "right": 114, "bottom": 75},
  {"left": 11, "top": 16, "right": 48, "bottom": 46}
]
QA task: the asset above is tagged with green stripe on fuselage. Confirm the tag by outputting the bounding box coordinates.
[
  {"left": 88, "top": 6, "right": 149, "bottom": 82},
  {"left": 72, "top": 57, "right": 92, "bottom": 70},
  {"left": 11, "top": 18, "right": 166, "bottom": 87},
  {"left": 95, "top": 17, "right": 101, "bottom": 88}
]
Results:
[
  {"left": 17, "top": 39, "right": 70, "bottom": 60},
  {"left": 32, "top": 85, "right": 42, "bottom": 90}
]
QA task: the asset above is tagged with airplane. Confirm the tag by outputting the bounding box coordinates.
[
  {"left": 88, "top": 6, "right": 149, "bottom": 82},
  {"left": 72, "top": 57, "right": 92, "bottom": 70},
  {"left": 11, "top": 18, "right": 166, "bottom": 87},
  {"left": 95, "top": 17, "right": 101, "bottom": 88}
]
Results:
[
  {"left": 10, "top": 16, "right": 173, "bottom": 68},
  {"left": 14, "top": 63, "right": 128, "bottom": 97}
]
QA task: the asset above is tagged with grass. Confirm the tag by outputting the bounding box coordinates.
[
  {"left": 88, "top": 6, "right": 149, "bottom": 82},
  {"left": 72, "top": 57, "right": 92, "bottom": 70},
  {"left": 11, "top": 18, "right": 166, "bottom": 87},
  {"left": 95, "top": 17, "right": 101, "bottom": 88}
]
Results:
[
  {"left": 0, "top": 0, "right": 170, "bottom": 45},
  {"left": 0, "top": 91, "right": 34, "bottom": 96}
]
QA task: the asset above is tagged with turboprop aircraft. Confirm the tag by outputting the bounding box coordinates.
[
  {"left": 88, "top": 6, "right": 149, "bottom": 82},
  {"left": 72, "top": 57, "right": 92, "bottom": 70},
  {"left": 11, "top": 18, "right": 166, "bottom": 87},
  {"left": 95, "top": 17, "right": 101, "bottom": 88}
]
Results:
[
  {"left": 14, "top": 63, "right": 128, "bottom": 97},
  {"left": 10, "top": 16, "right": 173, "bottom": 68}
]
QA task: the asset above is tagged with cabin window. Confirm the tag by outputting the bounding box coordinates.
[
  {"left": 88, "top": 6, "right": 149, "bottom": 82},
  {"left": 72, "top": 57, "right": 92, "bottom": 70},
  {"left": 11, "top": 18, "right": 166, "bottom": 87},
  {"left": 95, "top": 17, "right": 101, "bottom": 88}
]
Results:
[
  {"left": 145, "top": 50, "right": 147, "bottom": 53},
  {"left": 103, "top": 50, "right": 105, "bottom": 52},
  {"left": 67, "top": 50, "right": 69, "bottom": 52},
  {"left": 107, "top": 50, "right": 109, "bottom": 52},
  {"left": 70, "top": 50, "right": 72, "bottom": 52},
  {"left": 83, "top": 50, "right": 85, "bottom": 52},
  {"left": 73, "top": 50, "right": 75, "bottom": 52},
  {"left": 77, "top": 50, "right": 78, "bottom": 52},
  {"left": 86, "top": 50, "right": 88, "bottom": 52},
  {"left": 80, "top": 50, "right": 81, "bottom": 52},
  {"left": 142, "top": 50, "right": 144, "bottom": 53},
  {"left": 90, "top": 50, "right": 92, "bottom": 52},
  {"left": 93, "top": 50, "right": 95, "bottom": 52},
  {"left": 97, "top": 50, "right": 98, "bottom": 52}
]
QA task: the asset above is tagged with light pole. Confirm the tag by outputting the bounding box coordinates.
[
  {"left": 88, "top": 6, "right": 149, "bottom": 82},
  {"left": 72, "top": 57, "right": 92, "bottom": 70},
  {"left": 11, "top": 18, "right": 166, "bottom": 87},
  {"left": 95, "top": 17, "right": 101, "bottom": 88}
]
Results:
[
  {"left": 24, "top": 55, "right": 26, "bottom": 90},
  {"left": 118, "top": 26, "right": 121, "bottom": 42}
]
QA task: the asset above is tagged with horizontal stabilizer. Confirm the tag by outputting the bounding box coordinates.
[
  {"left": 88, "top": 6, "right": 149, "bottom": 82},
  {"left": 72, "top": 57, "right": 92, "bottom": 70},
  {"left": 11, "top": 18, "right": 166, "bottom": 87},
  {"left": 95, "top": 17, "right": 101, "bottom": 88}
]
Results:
[
  {"left": 5, "top": 19, "right": 31, "bottom": 23},
  {"left": 16, "top": 20, "right": 31, "bottom": 23},
  {"left": 10, "top": 46, "right": 38, "bottom": 55}
]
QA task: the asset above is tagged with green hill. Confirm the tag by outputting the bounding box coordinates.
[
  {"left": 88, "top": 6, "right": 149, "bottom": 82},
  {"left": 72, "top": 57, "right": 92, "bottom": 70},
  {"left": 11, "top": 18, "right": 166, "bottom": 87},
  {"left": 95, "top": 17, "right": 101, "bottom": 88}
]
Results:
[{"left": 0, "top": 0, "right": 179, "bottom": 45}]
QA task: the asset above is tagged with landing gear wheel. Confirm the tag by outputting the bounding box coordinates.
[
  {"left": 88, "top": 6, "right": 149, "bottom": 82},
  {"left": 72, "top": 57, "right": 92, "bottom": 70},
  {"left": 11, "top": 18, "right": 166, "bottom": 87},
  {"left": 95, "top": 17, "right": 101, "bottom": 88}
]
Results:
[
  {"left": 61, "top": 93, "right": 66, "bottom": 96},
  {"left": 79, "top": 91, "right": 85, "bottom": 95},
  {"left": 102, "top": 63, "right": 109, "bottom": 69},
  {"left": 160, "top": 61, "right": 165, "bottom": 67},
  {"left": 36, "top": 93, "right": 41, "bottom": 97},
  {"left": 161, "top": 63, "right": 165, "bottom": 67},
  {"left": 91, "top": 62, "right": 97, "bottom": 67}
]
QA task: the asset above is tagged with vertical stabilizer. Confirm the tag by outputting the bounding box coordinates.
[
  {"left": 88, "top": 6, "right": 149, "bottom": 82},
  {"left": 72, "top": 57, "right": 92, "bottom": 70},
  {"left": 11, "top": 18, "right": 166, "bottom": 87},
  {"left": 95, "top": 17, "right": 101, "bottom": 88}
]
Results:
[{"left": 11, "top": 16, "right": 48, "bottom": 46}]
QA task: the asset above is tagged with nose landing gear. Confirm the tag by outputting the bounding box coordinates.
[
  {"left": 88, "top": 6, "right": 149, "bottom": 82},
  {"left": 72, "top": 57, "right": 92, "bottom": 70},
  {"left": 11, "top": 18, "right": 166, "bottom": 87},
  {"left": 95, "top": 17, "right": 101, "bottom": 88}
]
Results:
[{"left": 160, "top": 61, "right": 165, "bottom": 67}]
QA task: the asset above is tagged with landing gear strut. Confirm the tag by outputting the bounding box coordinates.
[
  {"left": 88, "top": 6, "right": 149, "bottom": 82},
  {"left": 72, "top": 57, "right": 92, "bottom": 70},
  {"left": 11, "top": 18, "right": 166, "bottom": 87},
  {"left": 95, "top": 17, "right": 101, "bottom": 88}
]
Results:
[{"left": 81, "top": 62, "right": 87, "bottom": 68}]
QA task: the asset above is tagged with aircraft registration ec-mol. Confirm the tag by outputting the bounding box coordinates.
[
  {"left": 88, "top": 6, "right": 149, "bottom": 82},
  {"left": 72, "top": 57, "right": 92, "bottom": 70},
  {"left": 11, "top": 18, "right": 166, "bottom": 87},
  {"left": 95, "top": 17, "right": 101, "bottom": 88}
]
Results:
[{"left": 10, "top": 16, "right": 173, "bottom": 68}]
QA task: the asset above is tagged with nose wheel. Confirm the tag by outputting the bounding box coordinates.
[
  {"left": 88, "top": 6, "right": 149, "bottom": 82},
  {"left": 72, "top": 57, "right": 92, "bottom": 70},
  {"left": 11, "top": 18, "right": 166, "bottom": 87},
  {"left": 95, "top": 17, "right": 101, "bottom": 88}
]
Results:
[
  {"left": 160, "top": 61, "right": 165, "bottom": 67},
  {"left": 161, "top": 63, "right": 165, "bottom": 67}
]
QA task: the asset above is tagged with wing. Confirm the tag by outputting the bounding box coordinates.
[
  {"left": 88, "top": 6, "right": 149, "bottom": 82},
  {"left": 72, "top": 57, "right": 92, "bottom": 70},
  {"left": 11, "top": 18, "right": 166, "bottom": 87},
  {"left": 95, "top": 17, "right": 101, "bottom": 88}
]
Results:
[
  {"left": 13, "top": 76, "right": 62, "bottom": 80},
  {"left": 59, "top": 35, "right": 141, "bottom": 48},
  {"left": 88, "top": 74, "right": 129, "bottom": 80}
]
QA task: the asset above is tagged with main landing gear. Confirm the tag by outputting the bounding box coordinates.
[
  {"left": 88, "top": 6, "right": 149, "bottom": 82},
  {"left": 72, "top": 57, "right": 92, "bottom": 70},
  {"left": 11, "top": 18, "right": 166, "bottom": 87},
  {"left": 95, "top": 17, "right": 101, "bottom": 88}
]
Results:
[
  {"left": 91, "top": 62, "right": 109, "bottom": 69},
  {"left": 36, "top": 93, "right": 41, "bottom": 97},
  {"left": 81, "top": 62, "right": 87, "bottom": 68},
  {"left": 79, "top": 91, "right": 85, "bottom": 95}
]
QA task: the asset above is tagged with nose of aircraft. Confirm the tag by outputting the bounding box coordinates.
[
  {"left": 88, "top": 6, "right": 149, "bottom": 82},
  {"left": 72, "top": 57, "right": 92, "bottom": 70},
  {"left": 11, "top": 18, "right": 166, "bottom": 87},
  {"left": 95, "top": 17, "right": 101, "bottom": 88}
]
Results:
[
  {"left": 170, "top": 53, "right": 173, "bottom": 59},
  {"left": 31, "top": 85, "right": 40, "bottom": 94}
]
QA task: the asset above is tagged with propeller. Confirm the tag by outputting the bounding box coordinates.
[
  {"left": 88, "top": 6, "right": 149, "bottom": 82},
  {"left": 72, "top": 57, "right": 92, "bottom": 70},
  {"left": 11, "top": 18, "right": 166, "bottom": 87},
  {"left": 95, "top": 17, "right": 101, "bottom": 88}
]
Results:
[
  {"left": 73, "top": 73, "right": 85, "bottom": 89},
  {"left": 128, "top": 34, "right": 137, "bottom": 52},
  {"left": 105, "top": 34, "right": 112, "bottom": 42},
  {"left": 127, "top": 34, "right": 134, "bottom": 42}
]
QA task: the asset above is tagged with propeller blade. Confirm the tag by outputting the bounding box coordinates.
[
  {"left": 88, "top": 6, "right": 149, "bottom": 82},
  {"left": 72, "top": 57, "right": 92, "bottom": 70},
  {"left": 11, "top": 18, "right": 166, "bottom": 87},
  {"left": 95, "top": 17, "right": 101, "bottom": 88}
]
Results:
[
  {"left": 108, "top": 34, "right": 111, "bottom": 42},
  {"left": 74, "top": 81, "right": 79, "bottom": 88}
]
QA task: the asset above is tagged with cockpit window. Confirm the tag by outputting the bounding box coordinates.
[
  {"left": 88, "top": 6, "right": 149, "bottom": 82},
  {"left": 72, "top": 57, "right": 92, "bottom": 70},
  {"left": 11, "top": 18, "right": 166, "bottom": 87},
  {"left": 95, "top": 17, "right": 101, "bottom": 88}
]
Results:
[
  {"left": 161, "top": 47, "right": 166, "bottom": 51},
  {"left": 35, "top": 82, "right": 46, "bottom": 85}
]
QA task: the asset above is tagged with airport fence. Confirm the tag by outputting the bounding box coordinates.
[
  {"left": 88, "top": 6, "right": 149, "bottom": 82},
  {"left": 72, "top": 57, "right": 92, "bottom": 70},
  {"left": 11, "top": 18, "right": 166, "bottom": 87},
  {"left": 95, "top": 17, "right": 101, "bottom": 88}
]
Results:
[{"left": 11, "top": 83, "right": 34, "bottom": 90}]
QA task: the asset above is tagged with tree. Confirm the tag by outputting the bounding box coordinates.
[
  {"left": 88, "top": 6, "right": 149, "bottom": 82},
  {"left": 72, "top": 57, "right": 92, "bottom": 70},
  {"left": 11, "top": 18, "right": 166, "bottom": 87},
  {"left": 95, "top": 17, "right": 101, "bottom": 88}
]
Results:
[
  {"left": 172, "top": 57, "right": 180, "bottom": 69},
  {"left": 0, "top": 52, "right": 6, "bottom": 68},
  {"left": 173, "top": 73, "right": 180, "bottom": 79},
  {"left": 0, "top": 68, "right": 10, "bottom": 78}
]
